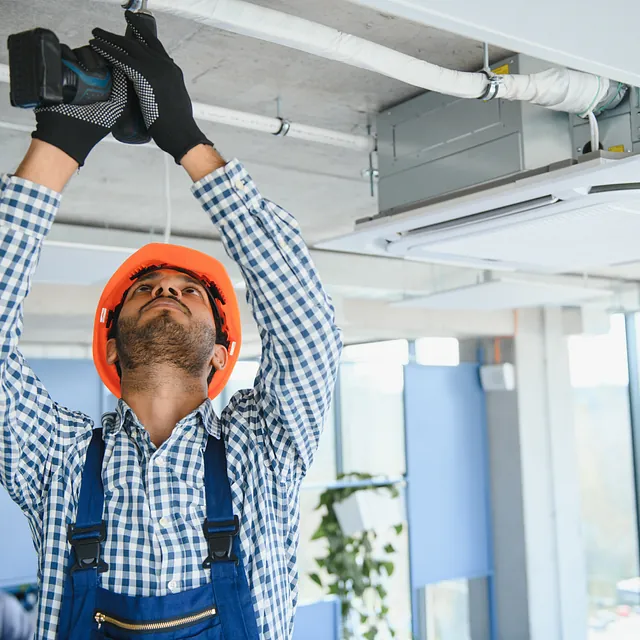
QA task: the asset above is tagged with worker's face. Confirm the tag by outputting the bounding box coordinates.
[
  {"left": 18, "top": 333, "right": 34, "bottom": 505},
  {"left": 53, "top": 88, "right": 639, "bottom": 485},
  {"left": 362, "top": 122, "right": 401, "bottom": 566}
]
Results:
[{"left": 106, "top": 269, "right": 228, "bottom": 380}]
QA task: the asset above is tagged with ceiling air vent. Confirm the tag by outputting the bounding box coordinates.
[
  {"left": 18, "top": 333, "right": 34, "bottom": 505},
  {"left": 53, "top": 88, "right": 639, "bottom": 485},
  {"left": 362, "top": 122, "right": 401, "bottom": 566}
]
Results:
[{"left": 317, "top": 153, "right": 640, "bottom": 273}]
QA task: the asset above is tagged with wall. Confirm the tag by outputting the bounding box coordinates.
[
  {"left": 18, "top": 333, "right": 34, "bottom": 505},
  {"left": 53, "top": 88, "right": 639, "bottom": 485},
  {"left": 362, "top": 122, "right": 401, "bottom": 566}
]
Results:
[{"left": 470, "top": 307, "right": 588, "bottom": 640}]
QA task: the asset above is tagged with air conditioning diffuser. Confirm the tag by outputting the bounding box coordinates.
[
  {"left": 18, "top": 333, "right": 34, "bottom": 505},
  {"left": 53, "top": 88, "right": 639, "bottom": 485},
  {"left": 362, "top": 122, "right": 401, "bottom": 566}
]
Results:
[{"left": 317, "top": 153, "right": 640, "bottom": 273}]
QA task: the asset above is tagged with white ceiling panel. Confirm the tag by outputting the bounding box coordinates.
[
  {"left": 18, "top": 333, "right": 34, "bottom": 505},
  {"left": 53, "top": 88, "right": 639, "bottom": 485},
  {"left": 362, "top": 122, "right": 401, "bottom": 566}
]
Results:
[{"left": 393, "top": 277, "right": 613, "bottom": 310}]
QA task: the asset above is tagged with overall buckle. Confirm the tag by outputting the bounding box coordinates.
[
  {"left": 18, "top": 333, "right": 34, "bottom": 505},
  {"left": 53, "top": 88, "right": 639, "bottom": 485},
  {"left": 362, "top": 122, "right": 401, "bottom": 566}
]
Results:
[
  {"left": 67, "top": 522, "right": 108, "bottom": 573},
  {"left": 202, "top": 516, "right": 239, "bottom": 567}
]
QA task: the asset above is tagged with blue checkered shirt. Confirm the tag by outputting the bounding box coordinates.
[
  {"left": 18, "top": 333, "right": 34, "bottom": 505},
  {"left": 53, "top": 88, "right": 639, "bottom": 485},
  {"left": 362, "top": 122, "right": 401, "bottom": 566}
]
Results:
[{"left": 0, "top": 159, "right": 343, "bottom": 640}]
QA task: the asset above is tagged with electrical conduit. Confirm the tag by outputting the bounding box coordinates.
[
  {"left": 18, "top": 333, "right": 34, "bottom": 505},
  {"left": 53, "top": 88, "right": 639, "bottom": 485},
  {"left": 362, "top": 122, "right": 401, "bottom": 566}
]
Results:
[{"left": 0, "top": 64, "right": 374, "bottom": 152}]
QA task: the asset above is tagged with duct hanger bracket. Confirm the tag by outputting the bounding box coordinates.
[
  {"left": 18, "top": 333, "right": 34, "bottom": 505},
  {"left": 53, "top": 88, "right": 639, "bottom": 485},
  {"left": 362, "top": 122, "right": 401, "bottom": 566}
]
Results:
[
  {"left": 121, "top": 0, "right": 147, "bottom": 11},
  {"left": 273, "top": 117, "right": 291, "bottom": 137},
  {"left": 478, "top": 70, "right": 503, "bottom": 102}
]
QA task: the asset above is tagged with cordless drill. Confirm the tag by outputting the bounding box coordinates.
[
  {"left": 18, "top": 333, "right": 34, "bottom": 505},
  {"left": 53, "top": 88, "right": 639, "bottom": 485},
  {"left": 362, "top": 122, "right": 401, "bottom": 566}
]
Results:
[
  {"left": 7, "top": 3, "right": 156, "bottom": 144},
  {"left": 8, "top": 29, "right": 112, "bottom": 108}
]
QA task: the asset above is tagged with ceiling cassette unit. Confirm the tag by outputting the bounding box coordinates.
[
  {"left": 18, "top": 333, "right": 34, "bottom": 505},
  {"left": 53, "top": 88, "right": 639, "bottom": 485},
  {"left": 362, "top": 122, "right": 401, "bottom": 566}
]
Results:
[
  {"left": 318, "top": 152, "right": 640, "bottom": 273},
  {"left": 318, "top": 54, "right": 640, "bottom": 274}
]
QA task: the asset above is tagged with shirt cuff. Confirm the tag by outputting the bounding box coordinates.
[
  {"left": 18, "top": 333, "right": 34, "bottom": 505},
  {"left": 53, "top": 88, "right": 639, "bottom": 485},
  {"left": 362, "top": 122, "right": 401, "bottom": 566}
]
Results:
[
  {"left": 0, "top": 173, "right": 60, "bottom": 239},
  {"left": 190, "top": 159, "right": 261, "bottom": 224}
]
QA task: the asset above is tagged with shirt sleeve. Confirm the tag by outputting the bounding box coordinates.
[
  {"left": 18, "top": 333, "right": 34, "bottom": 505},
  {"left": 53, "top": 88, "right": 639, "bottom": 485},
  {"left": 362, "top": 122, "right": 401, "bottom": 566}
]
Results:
[
  {"left": 0, "top": 173, "right": 65, "bottom": 516},
  {"left": 192, "top": 159, "right": 343, "bottom": 480}
]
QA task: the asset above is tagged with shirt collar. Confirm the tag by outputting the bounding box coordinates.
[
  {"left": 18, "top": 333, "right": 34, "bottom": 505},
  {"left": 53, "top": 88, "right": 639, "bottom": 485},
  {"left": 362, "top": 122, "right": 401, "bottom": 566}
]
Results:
[{"left": 102, "top": 397, "right": 221, "bottom": 439}]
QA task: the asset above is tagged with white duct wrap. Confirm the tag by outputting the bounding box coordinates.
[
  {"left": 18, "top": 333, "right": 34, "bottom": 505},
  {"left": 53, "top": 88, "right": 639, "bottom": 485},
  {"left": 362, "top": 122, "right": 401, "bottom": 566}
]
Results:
[
  {"left": 106, "top": 0, "right": 613, "bottom": 116},
  {"left": 498, "top": 67, "right": 609, "bottom": 114}
]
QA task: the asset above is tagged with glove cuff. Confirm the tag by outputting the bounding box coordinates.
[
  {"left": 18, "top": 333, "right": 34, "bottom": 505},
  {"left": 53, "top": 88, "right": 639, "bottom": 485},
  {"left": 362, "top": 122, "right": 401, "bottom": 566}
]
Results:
[
  {"left": 32, "top": 113, "right": 105, "bottom": 166},
  {"left": 150, "top": 119, "right": 214, "bottom": 164},
  {"left": 173, "top": 138, "right": 215, "bottom": 165}
]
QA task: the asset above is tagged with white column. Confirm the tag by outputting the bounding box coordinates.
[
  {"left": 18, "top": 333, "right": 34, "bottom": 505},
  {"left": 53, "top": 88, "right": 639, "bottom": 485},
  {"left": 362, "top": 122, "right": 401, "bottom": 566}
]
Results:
[{"left": 514, "top": 307, "right": 587, "bottom": 640}]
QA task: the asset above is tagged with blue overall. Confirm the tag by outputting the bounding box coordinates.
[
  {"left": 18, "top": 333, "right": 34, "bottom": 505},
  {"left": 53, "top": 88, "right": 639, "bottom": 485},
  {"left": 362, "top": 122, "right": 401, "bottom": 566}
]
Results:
[{"left": 56, "top": 428, "right": 260, "bottom": 639}]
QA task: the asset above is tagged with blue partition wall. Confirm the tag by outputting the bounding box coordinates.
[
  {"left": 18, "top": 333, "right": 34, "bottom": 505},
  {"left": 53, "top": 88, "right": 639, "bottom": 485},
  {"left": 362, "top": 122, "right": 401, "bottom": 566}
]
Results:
[
  {"left": 404, "top": 363, "right": 494, "bottom": 638},
  {"left": 0, "top": 358, "right": 104, "bottom": 588},
  {"left": 292, "top": 598, "right": 341, "bottom": 640}
]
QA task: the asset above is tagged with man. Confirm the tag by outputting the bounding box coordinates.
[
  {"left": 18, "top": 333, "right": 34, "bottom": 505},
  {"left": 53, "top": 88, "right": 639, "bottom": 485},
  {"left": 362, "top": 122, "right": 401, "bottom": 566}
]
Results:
[
  {"left": 0, "top": 11, "right": 342, "bottom": 640},
  {"left": 0, "top": 591, "right": 34, "bottom": 640}
]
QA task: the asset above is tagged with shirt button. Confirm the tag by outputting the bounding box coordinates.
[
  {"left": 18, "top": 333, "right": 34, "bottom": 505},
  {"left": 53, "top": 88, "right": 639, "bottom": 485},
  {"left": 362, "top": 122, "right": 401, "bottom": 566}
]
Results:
[
  {"left": 168, "top": 580, "right": 179, "bottom": 593},
  {"left": 234, "top": 180, "right": 244, "bottom": 192},
  {"left": 159, "top": 516, "right": 171, "bottom": 527},
  {"left": 155, "top": 457, "right": 165, "bottom": 466}
]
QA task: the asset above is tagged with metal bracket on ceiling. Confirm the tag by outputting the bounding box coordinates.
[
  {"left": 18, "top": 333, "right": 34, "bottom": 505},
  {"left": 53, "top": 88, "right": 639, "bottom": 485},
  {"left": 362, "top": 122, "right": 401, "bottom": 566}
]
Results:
[
  {"left": 272, "top": 97, "right": 291, "bottom": 137},
  {"left": 478, "top": 42, "right": 503, "bottom": 102},
  {"left": 479, "top": 71, "right": 503, "bottom": 101},
  {"left": 273, "top": 118, "right": 291, "bottom": 137},
  {"left": 121, "top": 0, "right": 147, "bottom": 11},
  {"left": 362, "top": 122, "right": 378, "bottom": 198}
]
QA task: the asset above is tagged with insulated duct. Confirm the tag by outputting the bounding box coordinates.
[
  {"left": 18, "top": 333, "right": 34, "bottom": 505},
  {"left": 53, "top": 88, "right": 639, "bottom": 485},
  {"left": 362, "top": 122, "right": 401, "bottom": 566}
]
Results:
[{"left": 96, "top": 0, "right": 619, "bottom": 116}]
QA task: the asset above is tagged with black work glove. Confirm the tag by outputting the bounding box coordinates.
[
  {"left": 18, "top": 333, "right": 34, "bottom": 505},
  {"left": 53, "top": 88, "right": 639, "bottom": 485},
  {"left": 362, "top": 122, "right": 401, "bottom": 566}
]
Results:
[
  {"left": 32, "top": 46, "right": 128, "bottom": 166},
  {"left": 90, "top": 11, "right": 213, "bottom": 163}
]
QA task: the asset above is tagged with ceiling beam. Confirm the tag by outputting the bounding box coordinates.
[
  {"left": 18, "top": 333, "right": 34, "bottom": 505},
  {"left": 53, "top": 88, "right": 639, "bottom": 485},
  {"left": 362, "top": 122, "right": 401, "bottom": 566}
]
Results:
[
  {"left": 20, "top": 282, "right": 515, "bottom": 357},
  {"left": 346, "top": 0, "right": 640, "bottom": 86},
  {"left": 42, "top": 222, "right": 477, "bottom": 297}
]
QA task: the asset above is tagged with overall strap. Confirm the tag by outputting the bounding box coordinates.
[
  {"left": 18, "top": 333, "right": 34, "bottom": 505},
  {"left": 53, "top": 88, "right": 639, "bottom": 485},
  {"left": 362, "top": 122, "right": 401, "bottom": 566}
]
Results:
[
  {"left": 202, "top": 433, "right": 238, "bottom": 566},
  {"left": 67, "top": 427, "right": 108, "bottom": 574},
  {"left": 57, "top": 428, "right": 108, "bottom": 638},
  {"left": 203, "top": 434, "right": 260, "bottom": 640}
]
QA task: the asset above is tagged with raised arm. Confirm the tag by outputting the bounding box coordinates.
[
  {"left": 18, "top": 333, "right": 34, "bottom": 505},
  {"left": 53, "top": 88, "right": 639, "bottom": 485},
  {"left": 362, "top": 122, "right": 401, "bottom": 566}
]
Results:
[
  {"left": 91, "top": 11, "right": 344, "bottom": 481},
  {"left": 0, "top": 142, "right": 69, "bottom": 512},
  {"left": 1, "top": 60, "right": 128, "bottom": 514},
  {"left": 185, "top": 146, "right": 343, "bottom": 479}
]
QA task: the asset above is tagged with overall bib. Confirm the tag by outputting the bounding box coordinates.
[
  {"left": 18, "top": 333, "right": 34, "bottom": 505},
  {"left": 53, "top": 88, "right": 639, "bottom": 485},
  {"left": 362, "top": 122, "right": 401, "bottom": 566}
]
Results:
[{"left": 56, "top": 428, "right": 260, "bottom": 639}]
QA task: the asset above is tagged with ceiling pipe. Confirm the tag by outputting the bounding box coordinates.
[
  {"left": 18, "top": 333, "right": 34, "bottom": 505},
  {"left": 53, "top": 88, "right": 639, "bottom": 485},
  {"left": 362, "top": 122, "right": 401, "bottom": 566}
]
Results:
[
  {"left": 0, "top": 63, "right": 374, "bottom": 153},
  {"left": 93, "top": 0, "right": 618, "bottom": 116}
]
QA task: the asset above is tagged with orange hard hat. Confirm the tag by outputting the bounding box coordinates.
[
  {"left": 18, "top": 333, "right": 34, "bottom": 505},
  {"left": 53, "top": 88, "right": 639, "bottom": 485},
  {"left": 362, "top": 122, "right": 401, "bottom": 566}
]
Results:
[{"left": 93, "top": 243, "right": 242, "bottom": 400}]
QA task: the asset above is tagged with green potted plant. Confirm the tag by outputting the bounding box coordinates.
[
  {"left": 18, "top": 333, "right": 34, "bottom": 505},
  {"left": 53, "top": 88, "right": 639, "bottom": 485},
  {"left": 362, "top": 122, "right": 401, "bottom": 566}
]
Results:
[{"left": 309, "top": 473, "right": 404, "bottom": 639}]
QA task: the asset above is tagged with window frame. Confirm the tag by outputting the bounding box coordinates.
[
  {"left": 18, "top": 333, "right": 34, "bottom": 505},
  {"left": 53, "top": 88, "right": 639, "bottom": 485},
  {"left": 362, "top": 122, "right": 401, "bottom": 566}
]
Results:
[{"left": 623, "top": 314, "right": 640, "bottom": 558}]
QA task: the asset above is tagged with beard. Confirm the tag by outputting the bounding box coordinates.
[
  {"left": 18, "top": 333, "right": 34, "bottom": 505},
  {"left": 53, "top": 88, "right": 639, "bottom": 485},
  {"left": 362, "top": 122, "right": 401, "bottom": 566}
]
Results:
[{"left": 116, "top": 310, "right": 216, "bottom": 378}]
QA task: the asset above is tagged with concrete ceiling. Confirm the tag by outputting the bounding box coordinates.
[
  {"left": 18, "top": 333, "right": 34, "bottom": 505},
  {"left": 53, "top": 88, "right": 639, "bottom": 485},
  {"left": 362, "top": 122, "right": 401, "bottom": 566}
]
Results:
[
  {"left": 0, "top": 0, "right": 512, "bottom": 243},
  {"left": 3, "top": 0, "right": 630, "bottom": 350}
]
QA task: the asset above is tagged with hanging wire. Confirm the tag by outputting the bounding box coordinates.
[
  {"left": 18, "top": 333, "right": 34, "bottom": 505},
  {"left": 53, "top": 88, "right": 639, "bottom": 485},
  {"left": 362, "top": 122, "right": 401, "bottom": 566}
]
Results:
[{"left": 163, "top": 154, "right": 172, "bottom": 243}]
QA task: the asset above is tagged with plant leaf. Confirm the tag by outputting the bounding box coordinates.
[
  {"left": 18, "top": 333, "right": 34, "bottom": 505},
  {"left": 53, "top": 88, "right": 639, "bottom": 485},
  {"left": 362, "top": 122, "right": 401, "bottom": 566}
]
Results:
[
  {"left": 384, "top": 544, "right": 395, "bottom": 554},
  {"left": 363, "top": 627, "right": 377, "bottom": 639},
  {"left": 381, "top": 561, "right": 394, "bottom": 576},
  {"left": 311, "top": 526, "right": 326, "bottom": 541},
  {"left": 309, "top": 573, "right": 323, "bottom": 587},
  {"left": 393, "top": 523, "right": 403, "bottom": 535}
]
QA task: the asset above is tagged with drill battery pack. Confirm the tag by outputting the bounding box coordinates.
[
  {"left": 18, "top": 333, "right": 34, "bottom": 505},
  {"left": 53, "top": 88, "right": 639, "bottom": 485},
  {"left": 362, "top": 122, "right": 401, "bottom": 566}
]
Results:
[{"left": 8, "top": 28, "right": 64, "bottom": 108}]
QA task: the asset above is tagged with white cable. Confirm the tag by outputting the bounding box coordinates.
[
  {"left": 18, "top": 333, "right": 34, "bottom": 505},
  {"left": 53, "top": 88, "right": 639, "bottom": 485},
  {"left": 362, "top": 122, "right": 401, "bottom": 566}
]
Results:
[
  {"left": 587, "top": 112, "right": 600, "bottom": 153},
  {"left": 92, "top": 0, "right": 611, "bottom": 115},
  {"left": 163, "top": 153, "right": 172, "bottom": 243}
]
